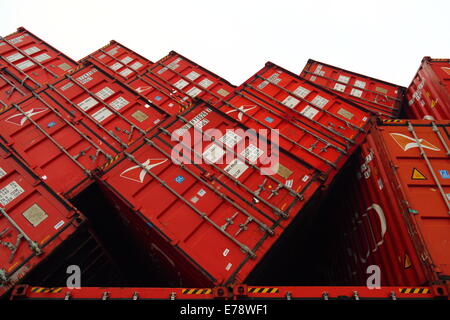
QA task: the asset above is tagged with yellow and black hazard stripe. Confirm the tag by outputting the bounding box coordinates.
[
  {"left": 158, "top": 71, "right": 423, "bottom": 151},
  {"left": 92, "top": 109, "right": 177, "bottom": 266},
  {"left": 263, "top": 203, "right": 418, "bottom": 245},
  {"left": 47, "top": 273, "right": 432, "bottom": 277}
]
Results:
[
  {"left": 100, "top": 154, "right": 120, "bottom": 171},
  {"left": 382, "top": 119, "right": 405, "bottom": 124},
  {"left": 399, "top": 288, "right": 430, "bottom": 294},
  {"left": 31, "top": 287, "right": 63, "bottom": 294},
  {"left": 248, "top": 287, "right": 279, "bottom": 294},
  {"left": 182, "top": 288, "right": 213, "bottom": 295}
]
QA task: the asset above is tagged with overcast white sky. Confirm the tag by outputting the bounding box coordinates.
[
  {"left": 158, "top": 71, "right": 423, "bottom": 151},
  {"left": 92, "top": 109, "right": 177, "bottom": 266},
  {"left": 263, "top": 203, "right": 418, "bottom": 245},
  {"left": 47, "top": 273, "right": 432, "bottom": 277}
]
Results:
[{"left": 1, "top": 0, "right": 449, "bottom": 87}]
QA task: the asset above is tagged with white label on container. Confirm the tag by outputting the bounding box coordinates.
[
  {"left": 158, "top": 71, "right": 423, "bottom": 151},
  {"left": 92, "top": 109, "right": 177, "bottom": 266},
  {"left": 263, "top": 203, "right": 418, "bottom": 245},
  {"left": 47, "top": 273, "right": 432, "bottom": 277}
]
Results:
[
  {"left": 106, "top": 46, "right": 119, "bottom": 56},
  {"left": 110, "top": 62, "right": 123, "bottom": 71},
  {"left": 130, "top": 62, "right": 143, "bottom": 70},
  {"left": 0, "top": 167, "right": 6, "bottom": 178},
  {"left": 92, "top": 107, "right": 113, "bottom": 123},
  {"left": 174, "top": 109, "right": 211, "bottom": 136},
  {"left": 195, "top": 119, "right": 209, "bottom": 129},
  {"left": 119, "top": 68, "right": 133, "bottom": 77},
  {"left": 217, "top": 88, "right": 229, "bottom": 97},
  {"left": 8, "top": 35, "right": 26, "bottom": 44},
  {"left": 338, "top": 75, "right": 350, "bottom": 84},
  {"left": 302, "top": 175, "right": 310, "bottom": 182},
  {"left": 311, "top": 95, "right": 329, "bottom": 108},
  {"left": 109, "top": 96, "right": 129, "bottom": 110},
  {"left": 223, "top": 249, "right": 230, "bottom": 257},
  {"left": 173, "top": 79, "right": 188, "bottom": 90},
  {"left": 121, "top": 56, "right": 133, "bottom": 64},
  {"left": 24, "top": 46, "right": 40, "bottom": 55},
  {"left": 6, "top": 53, "right": 24, "bottom": 62},
  {"left": 186, "top": 87, "right": 202, "bottom": 98},
  {"left": 197, "top": 189, "right": 206, "bottom": 197},
  {"left": 199, "top": 78, "right": 213, "bottom": 89},
  {"left": 310, "top": 75, "right": 317, "bottom": 82},
  {"left": 351, "top": 88, "right": 363, "bottom": 98},
  {"left": 95, "top": 87, "right": 115, "bottom": 100},
  {"left": 54, "top": 220, "right": 65, "bottom": 230},
  {"left": 76, "top": 69, "right": 97, "bottom": 84},
  {"left": 377, "top": 178, "right": 384, "bottom": 190},
  {"left": 186, "top": 71, "right": 200, "bottom": 81},
  {"left": 61, "top": 82, "right": 73, "bottom": 91},
  {"left": 78, "top": 97, "right": 98, "bottom": 111},
  {"left": 285, "top": 179, "right": 293, "bottom": 187},
  {"left": 258, "top": 72, "right": 280, "bottom": 89},
  {"left": 334, "top": 83, "right": 346, "bottom": 92},
  {"left": 224, "top": 159, "right": 248, "bottom": 179},
  {"left": 314, "top": 65, "right": 322, "bottom": 74},
  {"left": 354, "top": 80, "right": 366, "bottom": 89},
  {"left": 168, "top": 58, "right": 181, "bottom": 70},
  {"left": 23, "top": 204, "right": 48, "bottom": 227},
  {"left": 293, "top": 86, "right": 310, "bottom": 98},
  {"left": 241, "top": 144, "right": 264, "bottom": 163},
  {"left": 203, "top": 144, "right": 225, "bottom": 163},
  {"left": 300, "top": 105, "right": 319, "bottom": 120},
  {"left": 281, "top": 95, "right": 300, "bottom": 109},
  {"left": 34, "top": 53, "right": 51, "bottom": 62},
  {"left": 191, "top": 196, "right": 199, "bottom": 203},
  {"left": 225, "top": 263, "right": 232, "bottom": 271},
  {"left": 16, "top": 60, "right": 34, "bottom": 70},
  {"left": 0, "top": 181, "right": 25, "bottom": 206},
  {"left": 219, "top": 131, "right": 242, "bottom": 148},
  {"left": 98, "top": 54, "right": 106, "bottom": 59}
]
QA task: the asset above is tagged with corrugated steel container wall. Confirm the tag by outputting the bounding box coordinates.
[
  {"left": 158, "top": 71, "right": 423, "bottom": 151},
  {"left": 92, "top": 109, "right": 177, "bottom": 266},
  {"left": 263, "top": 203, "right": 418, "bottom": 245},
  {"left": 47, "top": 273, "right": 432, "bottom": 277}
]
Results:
[
  {"left": 223, "top": 62, "right": 372, "bottom": 186},
  {"left": 98, "top": 102, "right": 324, "bottom": 287},
  {"left": 0, "top": 27, "right": 77, "bottom": 92},
  {"left": 406, "top": 57, "right": 450, "bottom": 120},
  {"left": 326, "top": 120, "right": 450, "bottom": 297},
  {"left": 80, "top": 40, "right": 153, "bottom": 83},
  {"left": 300, "top": 59, "right": 405, "bottom": 118},
  {"left": 133, "top": 51, "right": 236, "bottom": 107},
  {"left": 0, "top": 62, "right": 32, "bottom": 112},
  {"left": 0, "top": 143, "right": 85, "bottom": 297}
]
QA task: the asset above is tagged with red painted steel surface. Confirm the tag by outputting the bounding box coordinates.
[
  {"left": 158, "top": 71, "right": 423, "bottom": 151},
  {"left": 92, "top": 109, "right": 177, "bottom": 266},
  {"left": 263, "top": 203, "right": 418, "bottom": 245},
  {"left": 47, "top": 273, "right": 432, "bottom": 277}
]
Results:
[
  {"left": 222, "top": 62, "right": 372, "bottom": 185},
  {"left": 406, "top": 57, "right": 450, "bottom": 120},
  {"left": 99, "top": 102, "right": 323, "bottom": 286},
  {"left": 136, "top": 51, "right": 235, "bottom": 107},
  {"left": 0, "top": 62, "right": 32, "bottom": 112},
  {"left": 0, "top": 27, "right": 77, "bottom": 91},
  {"left": 300, "top": 59, "right": 405, "bottom": 118},
  {"left": 0, "top": 143, "right": 84, "bottom": 297},
  {"left": 80, "top": 40, "right": 153, "bottom": 82},
  {"left": 327, "top": 120, "right": 449, "bottom": 295}
]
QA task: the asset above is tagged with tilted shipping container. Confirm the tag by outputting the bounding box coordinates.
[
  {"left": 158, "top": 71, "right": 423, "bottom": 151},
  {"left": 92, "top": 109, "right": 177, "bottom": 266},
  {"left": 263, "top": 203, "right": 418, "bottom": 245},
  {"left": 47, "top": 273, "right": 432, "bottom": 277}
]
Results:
[
  {"left": 221, "top": 62, "right": 372, "bottom": 186},
  {"left": 406, "top": 57, "right": 450, "bottom": 120},
  {"left": 321, "top": 120, "right": 450, "bottom": 297},
  {"left": 300, "top": 59, "right": 405, "bottom": 118},
  {"left": 98, "top": 102, "right": 324, "bottom": 287},
  {"left": 0, "top": 27, "right": 77, "bottom": 92}
]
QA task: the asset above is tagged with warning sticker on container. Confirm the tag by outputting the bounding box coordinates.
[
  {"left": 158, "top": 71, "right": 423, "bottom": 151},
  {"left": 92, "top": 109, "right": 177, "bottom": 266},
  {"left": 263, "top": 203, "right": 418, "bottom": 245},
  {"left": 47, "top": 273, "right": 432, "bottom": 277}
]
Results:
[
  {"left": 132, "top": 110, "right": 148, "bottom": 123},
  {"left": 16, "top": 60, "right": 34, "bottom": 70},
  {"left": 95, "top": 87, "right": 115, "bottom": 100},
  {"left": 203, "top": 144, "right": 225, "bottom": 163},
  {"left": 337, "top": 108, "right": 354, "bottom": 120},
  {"left": 311, "top": 95, "right": 329, "bottom": 108},
  {"left": 186, "top": 71, "right": 200, "bottom": 81},
  {"left": 130, "top": 62, "right": 143, "bottom": 70},
  {"left": 293, "top": 86, "right": 310, "bottom": 98},
  {"left": 121, "top": 56, "right": 133, "bottom": 64},
  {"left": 338, "top": 75, "right": 350, "bottom": 84},
  {"left": 110, "top": 62, "right": 123, "bottom": 71},
  {"left": 219, "top": 131, "right": 242, "bottom": 148},
  {"left": 23, "top": 204, "right": 48, "bottom": 227},
  {"left": 224, "top": 159, "right": 248, "bottom": 179},
  {"left": 334, "top": 83, "right": 346, "bottom": 92},
  {"left": 24, "top": 46, "right": 40, "bottom": 55},
  {"left": 0, "top": 167, "right": 6, "bottom": 178},
  {"left": 119, "top": 68, "right": 133, "bottom": 77},
  {"left": 92, "top": 107, "right": 113, "bottom": 123},
  {"left": 109, "top": 97, "right": 129, "bottom": 110},
  {"left": 241, "top": 144, "right": 264, "bottom": 163},
  {"left": 34, "top": 53, "right": 51, "bottom": 63},
  {"left": 300, "top": 105, "right": 319, "bottom": 120},
  {"left": 217, "top": 88, "right": 230, "bottom": 97},
  {"left": 0, "top": 181, "right": 25, "bottom": 206},
  {"left": 78, "top": 97, "right": 98, "bottom": 111},
  {"left": 350, "top": 88, "right": 363, "bottom": 98},
  {"left": 186, "top": 87, "right": 202, "bottom": 98},
  {"left": 174, "top": 79, "right": 189, "bottom": 90},
  {"left": 354, "top": 80, "right": 366, "bottom": 89},
  {"left": 6, "top": 53, "right": 24, "bottom": 62},
  {"left": 199, "top": 78, "right": 213, "bottom": 89},
  {"left": 281, "top": 96, "right": 300, "bottom": 109}
]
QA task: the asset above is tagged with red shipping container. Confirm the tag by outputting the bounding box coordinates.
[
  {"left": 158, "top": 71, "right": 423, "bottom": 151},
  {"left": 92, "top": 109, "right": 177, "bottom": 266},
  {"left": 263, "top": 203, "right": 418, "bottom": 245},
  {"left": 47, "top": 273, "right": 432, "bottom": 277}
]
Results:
[
  {"left": 0, "top": 27, "right": 77, "bottom": 91},
  {"left": 324, "top": 119, "right": 450, "bottom": 297},
  {"left": 80, "top": 40, "right": 153, "bottom": 82},
  {"left": 134, "top": 51, "right": 236, "bottom": 107},
  {"left": 0, "top": 63, "right": 169, "bottom": 198},
  {"left": 0, "top": 62, "right": 32, "bottom": 112},
  {"left": 98, "top": 102, "right": 323, "bottom": 287},
  {"left": 222, "top": 62, "right": 372, "bottom": 185},
  {"left": 0, "top": 143, "right": 86, "bottom": 297},
  {"left": 406, "top": 57, "right": 450, "bottom": 120},
  {"left": 300, "top": 59, "right": 405, "bottom": 118}
]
